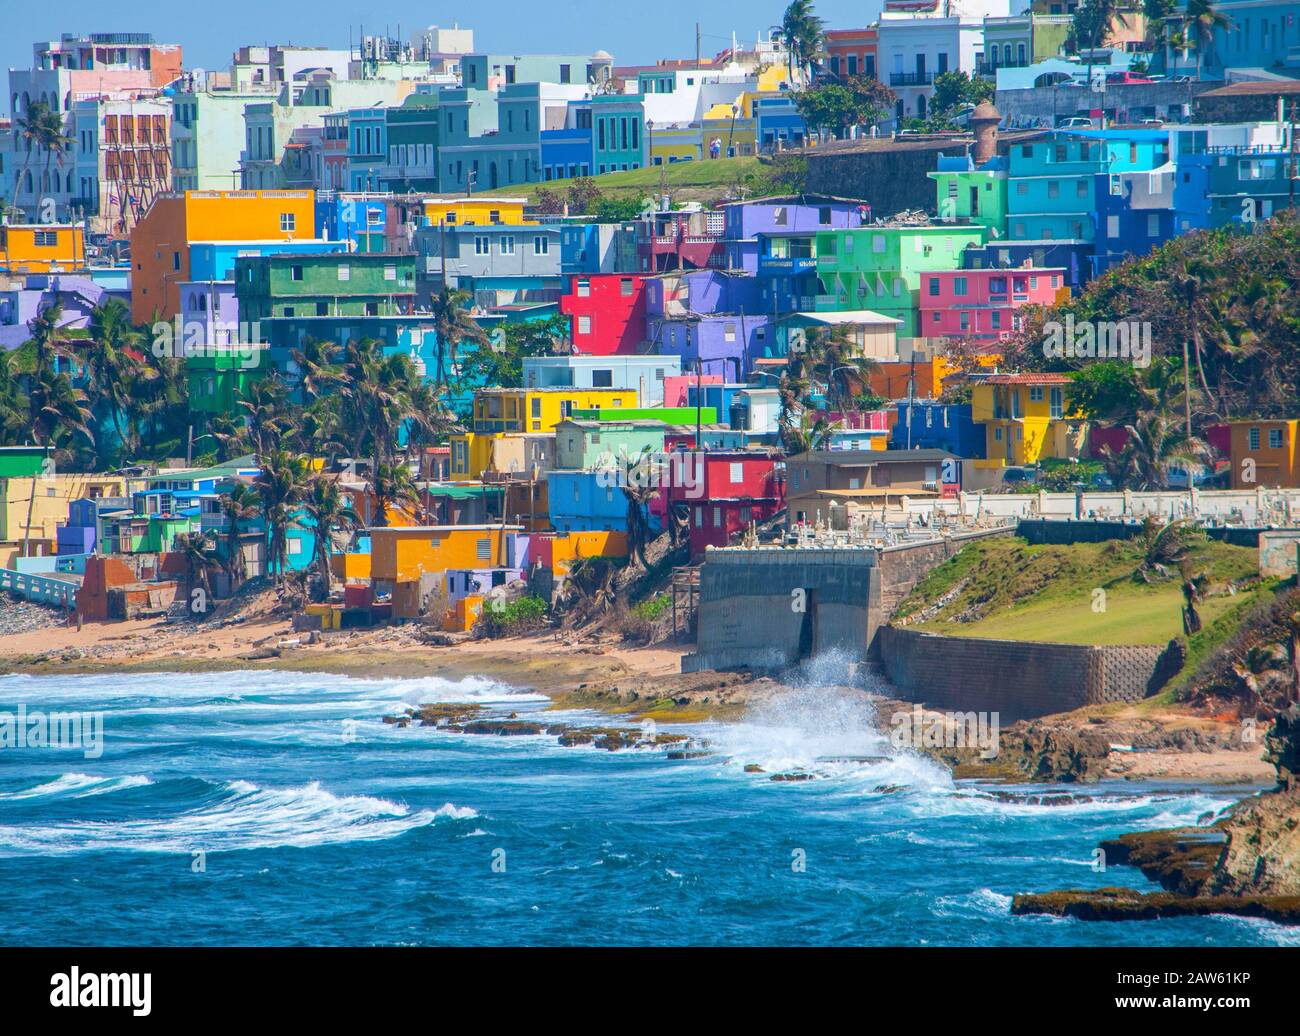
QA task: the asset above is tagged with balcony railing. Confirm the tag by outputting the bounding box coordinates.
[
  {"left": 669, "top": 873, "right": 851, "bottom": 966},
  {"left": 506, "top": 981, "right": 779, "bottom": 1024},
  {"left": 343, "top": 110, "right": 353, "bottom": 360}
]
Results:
[
  {"left": 977, "top": 58, "right": 1029, "bottom": 76},
  {"left": 890, "top": 71, "right": 934, "bottom": 87}
]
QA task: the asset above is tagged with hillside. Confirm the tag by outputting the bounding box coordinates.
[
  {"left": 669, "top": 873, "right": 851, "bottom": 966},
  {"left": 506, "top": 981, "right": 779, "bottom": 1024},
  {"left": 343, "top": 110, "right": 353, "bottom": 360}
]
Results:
[
  {"left": 479, "top": 155, "right": 802, "bottom": 207},
  {"left": 894, "top": 535, "right": 1265, "bottom": 648}
]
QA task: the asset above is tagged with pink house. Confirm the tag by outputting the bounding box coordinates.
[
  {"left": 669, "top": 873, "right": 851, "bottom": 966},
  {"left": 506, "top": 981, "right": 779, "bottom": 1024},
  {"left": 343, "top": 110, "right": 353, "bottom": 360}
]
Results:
[
  {"left": 919, "top": 267, "right": 1065, "bottom": 343},
  {"left": 662, "top": 373, "right": 723, "bottom": 407}
]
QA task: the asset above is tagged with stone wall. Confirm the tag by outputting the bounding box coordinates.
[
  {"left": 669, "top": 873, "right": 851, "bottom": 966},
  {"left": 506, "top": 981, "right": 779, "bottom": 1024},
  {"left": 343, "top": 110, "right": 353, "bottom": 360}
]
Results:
[
  {"left": 805, "top": 144, "right": 964, "bottom": 214},
  {"left": 1260, "top": 532, "right": 1300, "bottom": 579},
  {"left": 877, "top": 626, "right": 1164, "bottom": 722},
  {"left": 877, "top": 526, "right": 1015, "bottom": 615}
]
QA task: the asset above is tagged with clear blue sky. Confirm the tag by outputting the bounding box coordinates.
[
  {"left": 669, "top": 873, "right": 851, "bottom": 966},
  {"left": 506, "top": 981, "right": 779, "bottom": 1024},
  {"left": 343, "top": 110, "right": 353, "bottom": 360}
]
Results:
[{"left": 3, "top": 0, "right": 886, "bottom": 106}]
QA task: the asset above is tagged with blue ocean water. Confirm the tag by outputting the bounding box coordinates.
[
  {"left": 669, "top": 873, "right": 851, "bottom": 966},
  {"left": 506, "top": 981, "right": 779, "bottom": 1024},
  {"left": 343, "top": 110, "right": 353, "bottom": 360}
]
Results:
[{"left": 0, "top": 666, "right": 1292, "bottom": 947}]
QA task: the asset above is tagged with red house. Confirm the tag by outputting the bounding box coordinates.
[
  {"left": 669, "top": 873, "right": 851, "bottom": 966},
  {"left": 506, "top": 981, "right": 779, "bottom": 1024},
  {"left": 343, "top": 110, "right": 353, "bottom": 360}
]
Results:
[
  {"left": 919, "top": 267, "right": 1065, "bottom": 342},
  {"left": 635, "top": 211, "right": 726, "bottom": 273},
  {"left": 657, "top": 450, "right": 784, "bottom": 558},
  {"left": 559, "top": 273, "right": 647, "bottom": 355}
]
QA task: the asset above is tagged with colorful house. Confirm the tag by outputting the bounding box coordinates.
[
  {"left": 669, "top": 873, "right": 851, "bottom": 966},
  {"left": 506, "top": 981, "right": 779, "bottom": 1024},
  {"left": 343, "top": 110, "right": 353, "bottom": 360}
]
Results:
[
  {"left": 918, "top": 266, "right": 1066, "bottom": 342},
  {"left": 892, "top": 401, "right": 985, "bottom": 458},
  {"left": 0, "top": 223, "right": 87, "bottom": 274},
  {"left": 970, "top": 373, "right": 1085, "bottom": 467},
  {"left": 553, "top": 419, "right": 666, "bottom": 471},
  {"left": 1229, "top": 420, "right": 1300, "bottom": 489},
  {"left": 368, "top": 524, "right": 527, "bottom": 587},
  {"left": 234, "top": 252, "right": 416, "bottom": 322},
  {"left": 547, "top": 469, "right": 655, "bottom": 534},
  {"left": 814, "top": 224, "right": 988, "bottom": 336},
  {"left": 667, "top": 451, "right": 784, "bottom": 558},
  {"left": 560, "top": 273, "right": 648, "bottom": 355},
  {"left": 129, "top": 189, "right": 317, "bottom": 323}
]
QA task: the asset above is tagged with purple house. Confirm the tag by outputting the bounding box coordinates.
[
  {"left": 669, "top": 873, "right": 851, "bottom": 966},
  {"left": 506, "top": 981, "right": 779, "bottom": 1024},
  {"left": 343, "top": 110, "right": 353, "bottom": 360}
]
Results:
[
  {"left": 0, "top": 275, "right": 127, "bottom": 352},
  {"left": 178, "top": 281, "right": 242, "bottom": 347},
  {"left": 721, "top": 195, "right": 867, "bottom": 273},
  {"left": 645, "top": 270, "right": 771, "bottom": 379}
]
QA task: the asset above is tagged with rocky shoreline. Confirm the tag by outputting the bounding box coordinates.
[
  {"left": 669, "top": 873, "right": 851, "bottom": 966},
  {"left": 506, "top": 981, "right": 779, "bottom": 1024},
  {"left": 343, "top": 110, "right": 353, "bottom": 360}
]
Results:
[{"left": 1012, "top": 705, "right": 1300, "bottom": 924}]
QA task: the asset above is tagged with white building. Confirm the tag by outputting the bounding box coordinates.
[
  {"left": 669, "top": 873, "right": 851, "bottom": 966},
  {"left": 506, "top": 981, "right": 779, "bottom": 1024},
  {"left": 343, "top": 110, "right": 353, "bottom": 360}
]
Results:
[
  {"left": 523, "top": 355, "right": 683, "bottom": 407},
  {"left": 876, "top": 0, "right": 1012, "bottom": 122}
]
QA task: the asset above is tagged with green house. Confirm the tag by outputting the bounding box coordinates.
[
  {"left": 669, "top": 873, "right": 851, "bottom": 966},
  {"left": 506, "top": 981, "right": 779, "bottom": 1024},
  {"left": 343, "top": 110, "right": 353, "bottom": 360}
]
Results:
[
  {"left": 0, "top": 446, "right": 49, "bottom": 478},
  {"left": 234, "top": 253, "right": 417, "bottom": 321},
  {"left": 928, "top": 162, "right": 1008, "bottom": 241},
  {"left": 554, "top": 419, "right": 666, "bottom": 471},
  {"left": 813, "top": 224, "right": 988, "bottom": 336},
  {"left": 187, "top": 347, "right": 266, "bottom": 421}
]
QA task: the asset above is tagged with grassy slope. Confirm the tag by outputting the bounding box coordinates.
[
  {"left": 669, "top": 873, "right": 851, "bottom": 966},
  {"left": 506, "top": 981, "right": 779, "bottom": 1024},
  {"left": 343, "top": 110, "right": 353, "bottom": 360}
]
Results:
[
  {"left": 483, "top": 156, "right": 767, "bottom": 205},
  {"left": 897, "top": 537, "right": 1266, "bottom": 647}
]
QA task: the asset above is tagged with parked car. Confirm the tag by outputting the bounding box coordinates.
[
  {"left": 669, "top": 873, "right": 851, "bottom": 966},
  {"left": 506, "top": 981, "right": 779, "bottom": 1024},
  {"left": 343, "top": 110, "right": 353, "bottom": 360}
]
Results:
[
  {"left": 1000, "top": 466, "right": 1037, "bottom": 484},
  {"left": 1058, "top": 116, "right": 1094, "bottom": 129},
  {"left": 1106, "top": 72, "right": 1154, "bottom": 85}
]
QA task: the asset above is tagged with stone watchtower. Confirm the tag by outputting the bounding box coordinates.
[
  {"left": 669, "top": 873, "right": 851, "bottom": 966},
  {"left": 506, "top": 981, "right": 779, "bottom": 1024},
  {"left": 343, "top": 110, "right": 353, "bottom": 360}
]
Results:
[{"left": 970, "top": 101, "right": 1002, "bottom": 166}]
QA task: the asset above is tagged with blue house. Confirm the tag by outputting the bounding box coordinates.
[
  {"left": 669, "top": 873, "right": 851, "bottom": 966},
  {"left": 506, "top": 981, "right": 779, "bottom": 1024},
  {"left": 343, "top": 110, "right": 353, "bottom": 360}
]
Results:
[
  {"left": 1091, "top": 167, "right": 1177, "bottom": 276},
  {"left": 315, "top": 194, "right": 391, "bottom": 252},
  {"left": 547, "top": 469, "right": 659, "bottom": 533},
  {"left": 541, "top": 126, "right": 593, "bottom": 181},
  {"left": 723, "top": 195, "right": 863, "bottom": 273},
  {"left": 892, "top": 401, "right": 984, "bottom": 458}
]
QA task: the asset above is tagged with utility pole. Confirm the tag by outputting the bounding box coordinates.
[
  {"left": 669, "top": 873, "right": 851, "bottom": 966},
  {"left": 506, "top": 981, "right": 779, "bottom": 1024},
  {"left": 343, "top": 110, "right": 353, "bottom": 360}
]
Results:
[
  {"left": 696, "top": 23, "right": 701, "bottom": 71},
  {"left": 1289, "top": 98, "right": 1298, "bottom": 211}
]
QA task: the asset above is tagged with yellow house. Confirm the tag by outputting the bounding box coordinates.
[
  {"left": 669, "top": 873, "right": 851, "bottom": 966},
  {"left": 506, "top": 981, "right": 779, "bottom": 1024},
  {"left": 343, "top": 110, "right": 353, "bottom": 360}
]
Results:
[
  {"left": 368, "top": 524, "right": 523, "bottom": 585},
  {"left": 470, "top": 387, "right": 637, "bottom": 435},
  {"left": 0, "top": 473, "right": 127, "bottom": 553},
  {"left": 0, "top": 224, "right": 87, "bottom": 274},
  {"left": 1229, "top": 419, "right": 1300, "bottom": 488},
  {"left": 971, "top": 373, "right": 1084, "bottom": 467},
  {"left": 421, "top": 197, "right": 534, "bottom": 226},
  {"left": 545, "top": 530, "right": 629, "bottom": 575},
  {"left": 650, "top": 127, "right": 703, "bottom": 164}
]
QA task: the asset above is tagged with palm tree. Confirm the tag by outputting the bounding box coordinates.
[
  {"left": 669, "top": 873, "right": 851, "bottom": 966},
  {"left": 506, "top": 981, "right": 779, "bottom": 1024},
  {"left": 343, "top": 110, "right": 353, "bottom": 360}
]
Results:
[
  {"left": 621, "top": 480, "right": 657, "bottom": 570},
  {"left": 219, "top": 482, "right": 260, "bottom": 589},
  {"left": 300, "top": 474, "right": 360, "bottom": 600},
  {"left": 803, "top": 324, "right": 880, "bottom": 412},
  {"left": 8, "top": 101, "right": 69, "bottom": 217},
  {"left": 289, "top": 336, "right": 342, "bottom": 404},
  {"left": 172, "top": 531, "right": 220, "bottom": 615},
  {"left": 1180, "top": 562, "right": 1208, "bottom": 634},
  {"left": 236, "top": 375, "right": 291, "bottom": 456},
  {"left": 773, "top": 0, "right": 826, "bottom": 83},
  {"left": 1099, "top": 360, "right": 1210, "bottom": 491},
  {"left": 1076, "top": 0, "right": 1129, "bottom": 88},
  {"left": 429, "top": 285, "right": 488, "bottom": 387},
  {"left": 20, "top": 302, "right": 93, "bottom": 556},
  {"left": 254, "top": 450, "right": 310, "bottom": 586},
  {"left": 1134, "top": 516, "right": 1202, "bottom": 583},
  {"left": 1185, "top": 0, "right": 1233, "bottom": 80},
  {"left": 84, "top": 298, "right": 141, "bottom": 460},
  {"left": 373, "top": 460, "right": 420, "bottom": 528}
]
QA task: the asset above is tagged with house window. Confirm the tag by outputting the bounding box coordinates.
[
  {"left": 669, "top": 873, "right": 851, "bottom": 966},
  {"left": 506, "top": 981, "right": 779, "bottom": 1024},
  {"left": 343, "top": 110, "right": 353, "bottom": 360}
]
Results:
[
  {"left": 500, "top": 235, "right": 515, "bottom": 255},
  {"left": 1268, "top": 428, "right": 1284, "bottom": 449},
  {"left": 280, "top": 212, "right": 296, "bottom": 232},
  {"left": 928, "top": 278, "right": 940, "bottom": 296},
  {"left": 338, "top": 264, "right": 350, "bottom": 281},
  {"left": 712, "top": 507, "right": 721, "bottom": 528},
  {"left": 694, "top": 507, "right": 702, "bottom": 527},
  {"left": 1049, "top": 387, "right": 1064, "bottom": 418},
  {"left": 1029, "top": 385, "right": 1044, "bottom": 402},
  {"left": 533, "top": 236, "right": 549, "bottom": 255},
  {"left": 1249, "top": 427, "right": 1261, "bottom": 450},
  {"left": 818, "top": 207, "right": 831, "bottom": 225},
  {"left": 723, "top": 323, "right": 736, "bottom": 342},
  {"left": 592, "top": 369, "right": 613, "bottom": 387},
  {"left": 33, "top": 230, "right": 58, "bottom": 246},
  {"left": 953, "top": 276, "right": 967, "bottom": 296},
  {"left": 475, "top": 236, "right": 490, "bottom": 255},
  {"left": 729, "top": 462, "right": 743, "bottom": 484},
  {"left": 384, "top": 265, "right": 397, "bottom": 281},
  {"left": 476, "top": 538, "right": 491, "bottom": 561},
  {"left": 578, "top": 316, "right": 592, "bottom": 335},
  {"left": 291, "top": 265, "right": 304, "bottom": 281},
  {"left": 576, "top": 277, "right": 590, "bottom": 296},
  {"left": 620, "top": 277, "right": 634, "bottom": 296}
]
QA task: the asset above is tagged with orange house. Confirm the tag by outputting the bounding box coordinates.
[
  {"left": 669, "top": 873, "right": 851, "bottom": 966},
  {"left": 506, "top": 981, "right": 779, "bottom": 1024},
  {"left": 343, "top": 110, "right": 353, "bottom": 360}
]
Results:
[
  {"left": 0, "top": 223, "right": 87, "bottom": 274},
  {"left": 129, "top": 189, "right": 316, "bottom": 323},
  {"left": 1229, "top": 419, "right": 1300, "bottom": 489}
]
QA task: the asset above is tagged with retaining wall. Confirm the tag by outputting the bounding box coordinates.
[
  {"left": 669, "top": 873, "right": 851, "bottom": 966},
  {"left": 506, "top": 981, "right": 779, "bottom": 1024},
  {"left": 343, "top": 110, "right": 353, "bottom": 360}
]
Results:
[{"left": 877, "top": 625, "right": 1164, "bottom": 722}]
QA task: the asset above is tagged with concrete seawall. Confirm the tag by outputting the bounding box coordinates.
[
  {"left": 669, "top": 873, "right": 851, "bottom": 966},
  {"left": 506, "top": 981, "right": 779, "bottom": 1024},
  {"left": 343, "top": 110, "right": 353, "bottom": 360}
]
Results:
[
  {"left": 682, "top": 527, "right": 1014, "bottom": 674},
  {"left": 877, "top": 626, "right": 1164, "bottom": 722}
]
